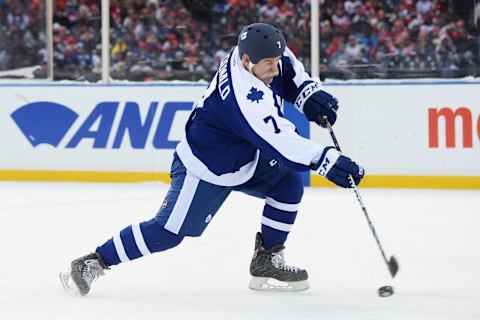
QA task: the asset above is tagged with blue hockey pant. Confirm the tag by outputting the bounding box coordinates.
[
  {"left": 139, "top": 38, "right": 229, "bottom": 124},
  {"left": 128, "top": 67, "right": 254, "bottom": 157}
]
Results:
[{"left": 97, "top": 153, "right": 304, "bottom": 266}]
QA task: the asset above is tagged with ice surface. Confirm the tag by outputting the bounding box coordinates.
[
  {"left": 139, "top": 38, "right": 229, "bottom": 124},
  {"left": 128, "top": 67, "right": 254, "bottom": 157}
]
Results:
[{"left": 0, "top": 182, "right": 479, "bottom": 320}]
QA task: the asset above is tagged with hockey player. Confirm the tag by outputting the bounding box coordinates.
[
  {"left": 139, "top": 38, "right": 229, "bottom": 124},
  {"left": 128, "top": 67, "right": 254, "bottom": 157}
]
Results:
[{"left": 60, "top": 23, "right": 364, "bottom": 295}]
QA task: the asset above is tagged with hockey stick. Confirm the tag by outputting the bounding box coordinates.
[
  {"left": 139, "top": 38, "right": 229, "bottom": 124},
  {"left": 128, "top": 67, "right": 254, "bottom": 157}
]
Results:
[{"left": 323, "top": 117, "right": 399, "bottom": 278}]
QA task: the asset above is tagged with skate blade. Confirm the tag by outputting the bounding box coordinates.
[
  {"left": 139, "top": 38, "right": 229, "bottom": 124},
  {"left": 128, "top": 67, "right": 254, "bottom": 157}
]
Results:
[
  {"left": 59, "top": 268, "right": 81, "bottom": 296},
  {"left": 249, "top": 277, "right": 309, "bottom": 292}
]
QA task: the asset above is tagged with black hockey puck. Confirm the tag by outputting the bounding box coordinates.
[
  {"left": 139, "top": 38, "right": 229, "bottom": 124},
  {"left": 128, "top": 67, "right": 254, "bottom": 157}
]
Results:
[{"left": 378, "top": 285, "right": 394, "bottom": 297}]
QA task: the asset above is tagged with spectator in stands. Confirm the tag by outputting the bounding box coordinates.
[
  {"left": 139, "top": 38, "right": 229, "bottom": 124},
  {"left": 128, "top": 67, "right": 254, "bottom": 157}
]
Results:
[
  {"left": 259, "top": 0, "right": 279, "bottom": 19},
  {"left": 332, "top": 6, "right": 351, "bottom": 34},
  {"left": 416, "top": 0, "right": 434, "bottom": 16},
  {"left": 7, "top": 4, "right": 29, "bottom": 30},
  {"left": 344, "top": 0, "right": 363, "bottom": 17},
  {"left": 0, "top": 41, "right": 9, "bottom": 69},
  {"left": 344, "top": 35, "right": 368, "bottom": 64}
]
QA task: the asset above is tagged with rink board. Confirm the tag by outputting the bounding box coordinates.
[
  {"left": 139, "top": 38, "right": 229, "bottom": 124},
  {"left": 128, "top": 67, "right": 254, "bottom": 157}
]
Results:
[{"left": 0, "top": 81, "right": 479, "bottom": 188}]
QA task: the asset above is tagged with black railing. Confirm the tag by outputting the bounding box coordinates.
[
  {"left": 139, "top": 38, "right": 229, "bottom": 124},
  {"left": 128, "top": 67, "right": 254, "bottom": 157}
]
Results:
[{"left": 23, "top": 64, "right": 480, "bottom": 82}]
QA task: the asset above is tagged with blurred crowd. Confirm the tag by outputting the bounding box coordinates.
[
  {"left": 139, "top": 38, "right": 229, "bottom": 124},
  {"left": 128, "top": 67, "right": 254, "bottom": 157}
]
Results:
[
  {"left": 319, "top": 0, "right": 480, "bottom": 78},
  {"left": 0, "top": 0, "right": 46, "bottom": 74},
  {"left": 0, "top": 0, "right": 478, "bottom": 80}
]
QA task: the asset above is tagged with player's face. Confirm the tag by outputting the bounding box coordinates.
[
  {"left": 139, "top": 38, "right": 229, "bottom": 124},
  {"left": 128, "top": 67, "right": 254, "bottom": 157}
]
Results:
[{"left": 252, "top": 56, "right": 281, "bottom": 85}]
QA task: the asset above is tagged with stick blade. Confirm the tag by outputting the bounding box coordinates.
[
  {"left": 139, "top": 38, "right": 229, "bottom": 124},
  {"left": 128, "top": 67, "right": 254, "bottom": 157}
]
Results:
[{"left": 389, "top": 256, "right": 399, "bottom": 278}]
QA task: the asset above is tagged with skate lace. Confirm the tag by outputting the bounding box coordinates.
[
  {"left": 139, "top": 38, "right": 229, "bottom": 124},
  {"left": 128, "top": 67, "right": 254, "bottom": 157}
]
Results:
[
  {"left": 271, "top": 251, "right": 300, "bottom": 273},
  {"left": 82, "top": 259, "right": 105, "bottom": 285}
]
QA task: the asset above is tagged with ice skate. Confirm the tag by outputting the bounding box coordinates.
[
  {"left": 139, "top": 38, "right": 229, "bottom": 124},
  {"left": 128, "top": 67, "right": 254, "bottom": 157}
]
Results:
[
  {"left": 59, "top": 252, "right": 108, "bottom": 296},
  {"left": 249, "top": 232, "right": 309, "bottom": 292}
]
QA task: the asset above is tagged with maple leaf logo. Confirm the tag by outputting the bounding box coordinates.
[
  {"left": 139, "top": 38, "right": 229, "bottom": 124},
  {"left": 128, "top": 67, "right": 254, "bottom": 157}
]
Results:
[{"left": 246, "top": 87, "right": 264, "bottom": 103}]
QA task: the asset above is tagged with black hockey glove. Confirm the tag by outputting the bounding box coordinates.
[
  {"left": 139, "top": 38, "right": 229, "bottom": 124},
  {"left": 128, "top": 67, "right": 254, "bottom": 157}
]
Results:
[
  {"left": 303, "top": 90, "right": 339, "bottom": 128},
  {"left": 311, "top": 147, "right": 364, "bottom": 188}
]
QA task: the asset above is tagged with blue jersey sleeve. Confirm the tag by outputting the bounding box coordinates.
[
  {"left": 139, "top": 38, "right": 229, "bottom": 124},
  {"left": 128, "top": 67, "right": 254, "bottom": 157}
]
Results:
[{"left": 280, "top": 48, "right": 323, "bottom": 115}]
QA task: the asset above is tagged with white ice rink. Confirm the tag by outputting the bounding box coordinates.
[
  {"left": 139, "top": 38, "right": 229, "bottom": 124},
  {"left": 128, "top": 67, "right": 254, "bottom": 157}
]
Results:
[{"left": 0, "top": 181, "right": 479, "bottom": 320}]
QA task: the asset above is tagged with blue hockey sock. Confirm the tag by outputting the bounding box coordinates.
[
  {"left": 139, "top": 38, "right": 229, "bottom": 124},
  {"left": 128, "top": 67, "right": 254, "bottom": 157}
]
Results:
[
  {"left": 261, "top": 202, "right": 298, "bottom": 249},
  {"left": 260, "top": 170, "right": 303, "bottom": 250},
  {"left": 96, "top": 218, "right": 184, "bottom": 267}
]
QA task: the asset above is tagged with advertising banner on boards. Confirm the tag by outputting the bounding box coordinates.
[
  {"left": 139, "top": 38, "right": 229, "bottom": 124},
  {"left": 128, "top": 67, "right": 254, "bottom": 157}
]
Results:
[{"left": 1, "top": 81, "right": 479, "bottom": 188}]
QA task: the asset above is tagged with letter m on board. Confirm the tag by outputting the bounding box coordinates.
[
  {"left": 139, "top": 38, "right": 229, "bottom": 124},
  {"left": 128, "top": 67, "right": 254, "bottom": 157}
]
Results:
[{"left": 428, "top": 107, "right": 473, "bottom": 148}]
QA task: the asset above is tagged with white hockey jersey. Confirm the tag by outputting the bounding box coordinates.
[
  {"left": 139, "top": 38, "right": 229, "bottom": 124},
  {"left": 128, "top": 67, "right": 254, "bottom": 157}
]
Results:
[{"left": 176, "top": 46, "right": 327, "bottom": 186}]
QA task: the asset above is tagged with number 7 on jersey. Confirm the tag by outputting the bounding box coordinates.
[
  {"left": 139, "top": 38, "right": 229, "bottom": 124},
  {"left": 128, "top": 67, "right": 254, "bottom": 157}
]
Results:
[{"left": 263, "top": 116, "right": 281, "bottom": 134}]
